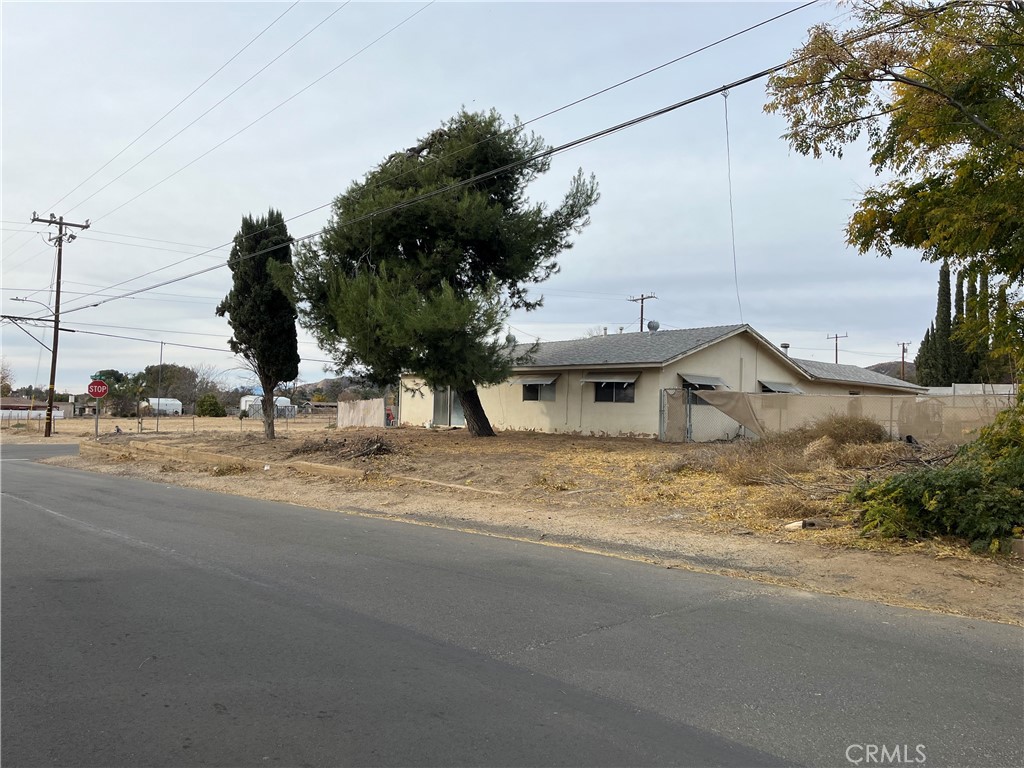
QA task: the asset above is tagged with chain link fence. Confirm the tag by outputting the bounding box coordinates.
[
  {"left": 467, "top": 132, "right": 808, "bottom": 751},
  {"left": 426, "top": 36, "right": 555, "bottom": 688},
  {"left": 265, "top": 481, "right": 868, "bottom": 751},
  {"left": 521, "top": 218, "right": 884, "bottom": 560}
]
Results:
[
  {"left": 661, "top": 390, "right": 1016, "bottom": 443},
  {"left": 660, "top": 389, "right": 746, "bottom": 442}
]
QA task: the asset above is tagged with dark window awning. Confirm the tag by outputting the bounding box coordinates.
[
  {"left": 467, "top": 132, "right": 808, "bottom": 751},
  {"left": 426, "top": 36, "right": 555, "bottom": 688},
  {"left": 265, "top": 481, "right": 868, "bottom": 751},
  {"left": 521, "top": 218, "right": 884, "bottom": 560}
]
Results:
[
  {"left": 509, "top": 374, "right": 559, "bottom": 386},
  {"left": 679, "top": 373, "right": 728, "bottom": 388},
  {"left": 759, "top": 380, "right": 804, "bottom": 394},
  {"left": 581, "top": 371, "right": 640, "bottom": 384}
]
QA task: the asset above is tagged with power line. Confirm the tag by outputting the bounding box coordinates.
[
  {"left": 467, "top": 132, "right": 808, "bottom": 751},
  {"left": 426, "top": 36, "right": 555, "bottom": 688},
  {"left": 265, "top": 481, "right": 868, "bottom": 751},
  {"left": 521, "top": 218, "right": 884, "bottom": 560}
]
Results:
[
  {"left": 722, "top": 89, "right": 743, "bottom": 323},
  {"left": 1, "top": 244, "right": 56, "bottom": 276},
  {"left": 90, "top": 1, "right": 435, "bottom": 225},
  {"left": 45, "top": 1, "right": 301, "bottom": 213},
  {"left": 61, "top": 69, "right": 766, "bottom": 312},
  {"left": 55, "top": 325, "right": 335, "bottom": 364},
  {"left": 59, "top": 61, "right": 816, "bottom": 315},
  {"left": 65, "top": 2, "right": 351, "bottom": 216},
  {"left": 60, "top": 1, "right": 922, "bottom": 317},
  {"left": 61, "top": 0, "right": 820, "bottom": 297}
]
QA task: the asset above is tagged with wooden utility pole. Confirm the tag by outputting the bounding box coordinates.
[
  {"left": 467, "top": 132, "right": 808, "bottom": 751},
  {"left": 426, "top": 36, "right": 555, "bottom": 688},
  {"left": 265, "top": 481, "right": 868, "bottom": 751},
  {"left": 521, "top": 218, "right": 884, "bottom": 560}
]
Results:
[
  {"left": 827, "top": 332, "right": 848, "bottom": 364},
  {"left": 629, "top": 293, "right": 657, "bottom": 332},
  {"left": 898, "top": 342, "right": 912, "bottom": 381},
  {"left": 30, "top": 212, "right": 90, "bottom": 437}
]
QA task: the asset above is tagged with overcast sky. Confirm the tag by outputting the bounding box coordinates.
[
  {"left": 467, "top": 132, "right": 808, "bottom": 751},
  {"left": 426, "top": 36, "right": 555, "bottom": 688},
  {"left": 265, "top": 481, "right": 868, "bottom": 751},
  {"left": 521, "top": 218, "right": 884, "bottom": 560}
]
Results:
[{"left": 1, "top": 1, "right": 939, "bottom": 395}]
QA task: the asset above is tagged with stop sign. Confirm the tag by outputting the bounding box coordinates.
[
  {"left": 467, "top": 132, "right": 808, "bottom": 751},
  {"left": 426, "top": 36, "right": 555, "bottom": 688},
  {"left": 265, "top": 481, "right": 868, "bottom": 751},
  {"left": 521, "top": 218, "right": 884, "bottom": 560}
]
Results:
[{"left": 87, "top": 380, "right": 109, "bottom": 398}]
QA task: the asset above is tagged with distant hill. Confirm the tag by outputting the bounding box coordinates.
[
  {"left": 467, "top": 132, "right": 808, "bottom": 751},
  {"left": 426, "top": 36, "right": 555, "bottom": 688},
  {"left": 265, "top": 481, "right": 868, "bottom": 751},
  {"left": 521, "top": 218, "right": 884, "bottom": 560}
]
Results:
[
  {"left": 304, "top": 376, "right": 353, "bottom": 392},
  {"left": 867, "top": 361, "right": 917, "bottom": 383}
]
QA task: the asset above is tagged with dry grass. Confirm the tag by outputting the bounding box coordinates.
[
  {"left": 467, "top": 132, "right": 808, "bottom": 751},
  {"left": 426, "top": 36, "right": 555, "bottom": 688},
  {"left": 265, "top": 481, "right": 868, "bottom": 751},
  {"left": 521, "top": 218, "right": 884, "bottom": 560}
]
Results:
[
  {"left": 27, "top": 415, "right": 999, "bottom": 560},
  {"left": 210, "top": 463, "right": 251, "bottom": 477}
]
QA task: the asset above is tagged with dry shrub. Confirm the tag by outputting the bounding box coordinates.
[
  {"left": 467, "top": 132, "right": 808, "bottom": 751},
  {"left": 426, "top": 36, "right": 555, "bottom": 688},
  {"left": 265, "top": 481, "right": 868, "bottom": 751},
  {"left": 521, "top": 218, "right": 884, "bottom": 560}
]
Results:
[
  {"left": 642, "top": 445, "right": 726, "bottom": 479},
  {"left": 803, "top": 436, "right": 839, "bottom": 467},
  {"left": 802, "top": 415, "right": 888, "bottom": 445},
  {"left": 835, "top": 441, "right": 914, "bottom": 469},
  {"left": 211, "top": 463, "right": 250, "bottom": 477},
  {"left": 717, "top": 415, "right": 893, "bottom": 484},
  {"left": 716, "top": 436, "right": 810, "bottom": 485},
  {"left": 532, "top": 472, "right": 579, "bottom": 491},
  {"left": 757, "top": 491, "right": 833, "bottom": 520}
]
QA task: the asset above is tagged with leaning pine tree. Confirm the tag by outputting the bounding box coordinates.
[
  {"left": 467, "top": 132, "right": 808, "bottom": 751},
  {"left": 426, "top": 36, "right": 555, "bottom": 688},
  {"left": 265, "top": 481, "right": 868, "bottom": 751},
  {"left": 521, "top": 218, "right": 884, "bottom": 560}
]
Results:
[
  {"left": 292, "top": 108, "right": 599, "bottom": 436},
  {"left": 216, "top": 209, "right": 300, "bottom": 439}
]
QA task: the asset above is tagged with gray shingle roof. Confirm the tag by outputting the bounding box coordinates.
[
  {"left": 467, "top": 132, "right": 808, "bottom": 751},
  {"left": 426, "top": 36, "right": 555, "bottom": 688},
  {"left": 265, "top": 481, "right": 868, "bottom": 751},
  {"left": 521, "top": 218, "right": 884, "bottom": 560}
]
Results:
[
  {"left": 514, "top": 325, "right": 745, "bottom": 368},
  {"left": 791, "top": 358, "right": 922, "bottom": 391}
]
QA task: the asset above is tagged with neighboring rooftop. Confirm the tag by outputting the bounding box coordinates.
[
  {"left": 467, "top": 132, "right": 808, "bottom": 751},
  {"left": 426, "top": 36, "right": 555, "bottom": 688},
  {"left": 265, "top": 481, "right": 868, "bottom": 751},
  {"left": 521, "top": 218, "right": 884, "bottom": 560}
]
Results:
[
  {"left": 508, "top": 324, "right": 922, "bottom": 392},
  {"left": 792, "top": 358, "right": 923, "bottom": 391},
  {"left": 515, "top": 325, "right": 745, "bottom": 368}
]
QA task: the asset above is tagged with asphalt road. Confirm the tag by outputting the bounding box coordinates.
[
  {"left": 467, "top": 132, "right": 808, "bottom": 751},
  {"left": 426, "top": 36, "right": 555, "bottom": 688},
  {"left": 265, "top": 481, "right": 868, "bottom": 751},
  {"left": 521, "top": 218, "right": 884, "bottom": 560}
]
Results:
[{"left": 2, "top": 444, "right": 1022, "bottom": 768}]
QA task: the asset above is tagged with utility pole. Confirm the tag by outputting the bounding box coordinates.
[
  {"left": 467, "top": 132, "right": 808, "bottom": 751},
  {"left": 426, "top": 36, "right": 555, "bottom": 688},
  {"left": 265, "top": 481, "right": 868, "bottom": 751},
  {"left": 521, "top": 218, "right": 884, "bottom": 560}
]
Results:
[
  {"left": 30, "top": 212, "right": 90, "bottom": 437},
  {"left": 628, "top": 293, "right": 657, "bottom": 332},
  {"left": 827, "top": 332, "right": 848, "bottom": 364},
  {"left": 898, "top": 341, "right": 912, "bottom": 381}
]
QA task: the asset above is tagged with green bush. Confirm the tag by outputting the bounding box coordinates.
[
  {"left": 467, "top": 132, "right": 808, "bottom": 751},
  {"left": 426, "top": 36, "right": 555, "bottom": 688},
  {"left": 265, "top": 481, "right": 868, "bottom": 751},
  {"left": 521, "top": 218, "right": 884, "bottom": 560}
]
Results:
[
  {"left": 850, "top": 397, "right": 1024, "bottom": 548},
  {"left": 195, "top": 393, "right": 227, "bottom": 417}
]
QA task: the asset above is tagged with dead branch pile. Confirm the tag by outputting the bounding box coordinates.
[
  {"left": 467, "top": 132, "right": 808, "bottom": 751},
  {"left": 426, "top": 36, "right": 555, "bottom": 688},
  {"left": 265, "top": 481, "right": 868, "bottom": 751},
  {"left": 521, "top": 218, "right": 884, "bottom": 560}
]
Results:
[{"left": 287, "top": 435, "right": 395, "bottom": 462}]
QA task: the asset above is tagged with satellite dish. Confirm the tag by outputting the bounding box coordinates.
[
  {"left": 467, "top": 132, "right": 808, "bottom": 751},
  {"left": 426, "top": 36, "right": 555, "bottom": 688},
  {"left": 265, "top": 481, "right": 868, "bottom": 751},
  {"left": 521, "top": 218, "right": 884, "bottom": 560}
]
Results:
[
  {"left": 505, "top": 334, "right": 517, "bottom": 346},
  {"left": 647, "top": 320, "right": 660, "bottom": 333}
]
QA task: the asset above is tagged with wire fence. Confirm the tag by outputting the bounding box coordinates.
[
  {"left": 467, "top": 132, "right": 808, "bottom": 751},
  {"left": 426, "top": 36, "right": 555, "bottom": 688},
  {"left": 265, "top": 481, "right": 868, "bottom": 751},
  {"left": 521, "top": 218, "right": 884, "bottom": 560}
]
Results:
[
  {"left": 0, "top": 411, "right": 339, "bottom": 436},
  {"left": 675, "top": 391, "right": 1017, "bottom": 444}
]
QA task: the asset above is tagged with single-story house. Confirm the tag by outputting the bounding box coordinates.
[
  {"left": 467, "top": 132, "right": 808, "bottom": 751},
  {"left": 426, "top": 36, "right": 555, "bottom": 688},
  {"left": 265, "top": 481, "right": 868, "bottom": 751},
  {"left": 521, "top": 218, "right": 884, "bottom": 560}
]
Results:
[
  {"left": 399, "top": 324, "right": 924, "bottom": 441},
  {"left": 0, "top": 397, "right": 49, "bottom": 411}
]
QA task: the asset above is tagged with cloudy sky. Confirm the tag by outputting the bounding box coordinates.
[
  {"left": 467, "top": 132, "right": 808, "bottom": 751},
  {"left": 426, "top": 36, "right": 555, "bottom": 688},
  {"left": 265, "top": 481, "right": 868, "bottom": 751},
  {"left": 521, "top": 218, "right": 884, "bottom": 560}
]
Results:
[{"left": 1, "top": 1, "right": 939, "bottom": 395}]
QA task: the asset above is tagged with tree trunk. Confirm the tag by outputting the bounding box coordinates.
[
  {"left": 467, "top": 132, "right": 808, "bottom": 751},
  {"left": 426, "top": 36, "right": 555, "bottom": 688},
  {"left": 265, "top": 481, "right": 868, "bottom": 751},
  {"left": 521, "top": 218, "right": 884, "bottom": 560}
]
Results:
[
  {"left": 457, "top": 387, "right": 495, "bottom": 437},
  {"left": 260, "top": 385, "right": 276, "bottom": 440}
]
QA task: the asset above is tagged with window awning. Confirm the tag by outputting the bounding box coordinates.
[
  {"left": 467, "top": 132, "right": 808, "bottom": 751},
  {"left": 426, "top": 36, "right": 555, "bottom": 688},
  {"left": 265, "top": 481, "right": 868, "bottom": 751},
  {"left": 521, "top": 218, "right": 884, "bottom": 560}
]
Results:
[
  {"left": 509, "top": 374, "right": 559, "bottom": 386},
  {"left": 679, "top": 373, "right": 727, "bottom": 388},
  {"left": 759, "top": 380, "right": 803, "bottom": 394},
  {"left": 580, "top": 371, "right": 640, "bottom": 384}
]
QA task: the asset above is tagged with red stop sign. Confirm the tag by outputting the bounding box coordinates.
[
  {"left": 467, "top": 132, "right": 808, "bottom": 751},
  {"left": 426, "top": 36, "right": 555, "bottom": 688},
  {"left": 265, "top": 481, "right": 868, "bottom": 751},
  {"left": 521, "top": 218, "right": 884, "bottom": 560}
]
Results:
[{"left": 87, "top": 380, "right": 109, "bottom": 398}]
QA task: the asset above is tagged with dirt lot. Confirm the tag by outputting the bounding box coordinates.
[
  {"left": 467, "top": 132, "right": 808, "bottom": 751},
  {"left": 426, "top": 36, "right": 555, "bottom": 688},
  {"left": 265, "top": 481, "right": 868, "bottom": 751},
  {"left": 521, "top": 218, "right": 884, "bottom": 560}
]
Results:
[{"left": 6, "top": 416, "right": 1022, "bottom": 625}]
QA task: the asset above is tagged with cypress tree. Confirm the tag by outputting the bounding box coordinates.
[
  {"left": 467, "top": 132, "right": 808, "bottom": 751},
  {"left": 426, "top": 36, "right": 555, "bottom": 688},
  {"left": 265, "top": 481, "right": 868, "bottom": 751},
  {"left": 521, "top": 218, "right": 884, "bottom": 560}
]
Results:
[
  {"left": 955, "top": 270, "right": 965, "bottom": 320},
  {"left": 216, "top": 209, "right": 300, "bottom": 439},
  {"left": 935, "top": 262, "right": 952, "bottom": 385}
]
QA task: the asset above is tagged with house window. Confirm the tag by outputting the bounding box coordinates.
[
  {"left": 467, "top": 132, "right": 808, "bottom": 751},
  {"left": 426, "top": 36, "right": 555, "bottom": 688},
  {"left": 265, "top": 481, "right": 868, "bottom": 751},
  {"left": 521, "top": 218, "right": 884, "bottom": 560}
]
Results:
[
  {"left": 523, "top": 383, "right": 556, "bottom": 401},
  {"left": 759, "top": 380, "right": 803, "bottom": 394},
  {"left": 594, "top": 381, "right": 635, "bottom": 403}
]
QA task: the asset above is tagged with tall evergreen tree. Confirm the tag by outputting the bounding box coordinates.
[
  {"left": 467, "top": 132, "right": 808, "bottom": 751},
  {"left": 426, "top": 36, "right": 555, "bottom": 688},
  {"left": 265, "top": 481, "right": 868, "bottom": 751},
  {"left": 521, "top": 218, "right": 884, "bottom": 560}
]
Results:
[
  {"left": 955, "top": 270, "right": 965, "bottom": 320},
  {"left": 216, "top": 209, "right": 300, "bottom": 439},
  {"left": 293, "top": 109, "right": 599, "bottom": 437},
  {"left": 935, "top": 261, "right": 952, "bottom": 384},
  {"left": 915, "top": 324, "right": 940, "bottom": 386}
]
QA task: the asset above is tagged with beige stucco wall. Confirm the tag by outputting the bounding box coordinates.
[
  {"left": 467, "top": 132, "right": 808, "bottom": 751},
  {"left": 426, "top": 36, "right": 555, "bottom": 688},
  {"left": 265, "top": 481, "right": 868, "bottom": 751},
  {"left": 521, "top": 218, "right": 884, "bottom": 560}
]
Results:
[
  {"left": 399, "top": 378, "right": 434, "bottom": 427},
  {"left": 656, "top": 332, "right": 800, "bottom": 392},
  {"left": 397, "top": 330, "right": 916, "bottom": 439},
  {"left": 478, "top": 368, "right": 662, "bottom": 437}
]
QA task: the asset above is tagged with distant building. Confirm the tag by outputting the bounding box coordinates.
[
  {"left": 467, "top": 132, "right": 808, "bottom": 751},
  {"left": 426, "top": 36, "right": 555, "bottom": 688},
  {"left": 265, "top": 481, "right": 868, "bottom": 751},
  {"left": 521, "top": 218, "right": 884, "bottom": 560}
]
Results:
[
  {"left": 241, "top": 395, "right": 296, "bottom": 419},
  {"left": 142, "top": 398, "right": 183, "bottom": 416}
]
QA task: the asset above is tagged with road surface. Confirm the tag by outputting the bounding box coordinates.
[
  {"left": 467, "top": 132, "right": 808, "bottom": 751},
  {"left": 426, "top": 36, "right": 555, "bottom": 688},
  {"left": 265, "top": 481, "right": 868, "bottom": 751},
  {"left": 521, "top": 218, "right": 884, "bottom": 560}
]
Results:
[{"left": 2, "top": 443, "right": 1022, "bottom": 767}]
